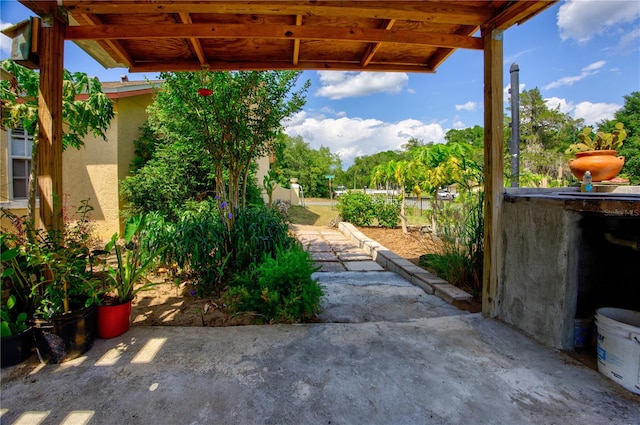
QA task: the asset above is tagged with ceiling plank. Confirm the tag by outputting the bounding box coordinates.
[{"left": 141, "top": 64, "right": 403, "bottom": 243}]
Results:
[
  {"left": 360, "top": 19, "right": 395, "bottom": 68},
  {"left": 179, "top": 12, "right": 207, "bottom": 64},
  {"left": 486, "top": 0, "right": 556, "bottom": 30},
  {"left": 61, "top": 1, "right": 491, "bottom": 26},
  {"left": 65, "top": 23, "right": 484, "bottom": 50}
]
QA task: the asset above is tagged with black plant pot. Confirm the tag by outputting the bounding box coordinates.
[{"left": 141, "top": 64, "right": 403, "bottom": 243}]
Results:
[
  {"left": 1, "top": 327, "right": 35, "bottom": 368},
  {"left": 33, "top": 304, "right": 96, "bottom": 364}
]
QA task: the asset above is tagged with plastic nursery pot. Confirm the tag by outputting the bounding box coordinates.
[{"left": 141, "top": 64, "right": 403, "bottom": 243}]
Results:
[
  {"left": 97, "top": 301, "right": 132, "bottom": 339},
  {"left": 1, "top": 327, "right": 35, "bottom": 368},
  {"left": 33, "top": 304, "right": 97, "bottom": 364}
]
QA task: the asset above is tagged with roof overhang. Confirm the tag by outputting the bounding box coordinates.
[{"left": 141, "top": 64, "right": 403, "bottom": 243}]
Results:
[{"left": 17, "top": 0, "right": 556, "bottom": 74}]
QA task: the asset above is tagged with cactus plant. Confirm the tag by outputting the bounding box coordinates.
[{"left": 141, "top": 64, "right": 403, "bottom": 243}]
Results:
[{"left": 566, "top": 122, "right": 627, "bottom": 154}]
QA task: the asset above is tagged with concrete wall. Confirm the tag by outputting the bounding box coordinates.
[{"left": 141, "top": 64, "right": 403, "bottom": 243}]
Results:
[{"left": 499, "top": 198, "right": 581, "bottom": 350}]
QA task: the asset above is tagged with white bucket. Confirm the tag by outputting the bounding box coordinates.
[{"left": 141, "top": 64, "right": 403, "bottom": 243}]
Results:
[{"left": 595, "top": 308, "right": 640, "bottom": 395}]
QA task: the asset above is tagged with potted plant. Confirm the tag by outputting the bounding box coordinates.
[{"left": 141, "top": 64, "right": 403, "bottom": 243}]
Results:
[
  {"left": 1, "top": 233, "right": 37, "bottom": 367},
  {"left": 566, "top": 123, "right": 627, "bottom": 182},
  {"left": 2, "top": 202, "right": 102, "bottom": 364},
  {"left": 97, "top": 214, "right": 163, "bottom": 339}
]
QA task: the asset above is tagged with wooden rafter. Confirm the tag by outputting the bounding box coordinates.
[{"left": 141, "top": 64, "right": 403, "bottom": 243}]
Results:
[
  {"left": 292, "top": 15, "right": 302, "bottom": 66},
  {"left": 360, "top": 19, "right": 395, "bottom": 68},
  {"left": 76, "top": 13, "right": 133, "bottom": 67},
  {"left": 65, "top": 24, "right": 484, "bottom": 50},
  {"left": 61, "top": 1, "right": 492, "bottom": 26},
  {"left": 179, "top": 12, "right": 207, "bottom": 65}
]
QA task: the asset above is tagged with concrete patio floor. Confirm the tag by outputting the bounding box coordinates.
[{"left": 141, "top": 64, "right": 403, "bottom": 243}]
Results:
[{"left": 1, "top": 225, "right": 638, "bottom": 424}]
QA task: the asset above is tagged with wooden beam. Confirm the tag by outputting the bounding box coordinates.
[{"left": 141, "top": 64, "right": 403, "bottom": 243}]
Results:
[
  {"left": 60, "top": 1, "right": 491, "bottom": 25},
  {"left": 38, "top": 11, "right": 66, "bottom": 232},
  {"left": 481, "top": 27, "right": 504, "bottom": 317},
  {"left": 130, "top": 60, "right": 435, "bottom": 73},
  {"left": 65, "top": 23, "right": 484, "bottom": 50},
  {"left": 360, "top": 19, "right": 395, "bottom": 67},
  {"left": 488, "top": 1, "right": 557, "bottom": 30}
]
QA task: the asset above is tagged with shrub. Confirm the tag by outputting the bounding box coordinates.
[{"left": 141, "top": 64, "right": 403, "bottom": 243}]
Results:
[
  {"left": 145, "top": 200, "right": 296, "bottom": 295},
  {"left": 336, "top": 191, "right": 375, "bottom": 226},
  {"left": 373, "top": 196, "right": 400, "bottom": 228},
  {"left": 225, "top": 245, "right": 322, "bottom": 323}
]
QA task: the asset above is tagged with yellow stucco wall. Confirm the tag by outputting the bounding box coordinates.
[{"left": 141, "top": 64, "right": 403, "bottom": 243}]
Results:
[
  {"left": 1, "top": 93, "right": 153, "bottom": 241},
  {"left": 63, "top": 93, "right": 153, "bottom": 240}
]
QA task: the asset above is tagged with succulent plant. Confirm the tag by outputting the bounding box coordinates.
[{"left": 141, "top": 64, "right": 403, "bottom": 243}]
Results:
[{"left": 566, "top": 122, "right": 627, "bottom": 154}]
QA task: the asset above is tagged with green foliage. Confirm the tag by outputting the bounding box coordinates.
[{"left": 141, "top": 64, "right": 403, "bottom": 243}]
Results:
[
  {"left": 1, "top": 201, "right": 101, "bottom": 321},
  {"left": 342, "top": 150, "right": 407, "bottom": 190},
  {"left": 149, "top": 70, "right": 309, "bottom": 213},
  {"left": 121, "top": 141, "right": 217, "bottom": 218},
  {"left": 272, "top": 134, "right": 342, "bottom": 198},
  {"left": 225, "top": 245, "right": 322, "bottom": 323},
  {"left": 145, "top": 201, "right": 295, "bottom": 295},
  {"left": 565, "top": 123, "right": 626, "bottom": 153},
  {"left": 599, "top": 92, "right": 640, "bottom": 184},
  {"left": 0, "top": 295, "right": 28, "bottom": 337},
  {"left": 103, "top": 214, "right": 164, "bottom": 304},
  {"left": 420, "top": 190, "right": 484, "bottom": 296},
  {"left": 336, "top": 191, "right": 375, "bottom": 226},
  {"left": 372, "top": 196, "right": 400, "bottom": 228},
  {"left": 129, "top": 121, "right": 161, "bottom": 172}
]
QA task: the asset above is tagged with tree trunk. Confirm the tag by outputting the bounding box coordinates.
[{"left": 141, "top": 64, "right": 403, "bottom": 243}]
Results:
[{"left": 400, "top": 192, "right": 408, "bottom": 234}]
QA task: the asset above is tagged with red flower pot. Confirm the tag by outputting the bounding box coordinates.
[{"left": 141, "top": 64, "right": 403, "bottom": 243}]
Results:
[
  {"left": 569, "top": 150, "right": 625, "bottom": 182},
  {"left": 197, "top": 88, "right": 212, "bottom": 97},
  {"left": 97, "top": 301, "right": 132, "bottom": 339}
]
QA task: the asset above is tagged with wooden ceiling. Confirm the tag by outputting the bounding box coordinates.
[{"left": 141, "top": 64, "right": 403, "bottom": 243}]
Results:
[{"left": 20, "top": 1, "right": 555, "bottom": 74}]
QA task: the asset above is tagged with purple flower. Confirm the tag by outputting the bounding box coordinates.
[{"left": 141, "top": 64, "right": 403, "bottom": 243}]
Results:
[
  {"left": 220, "top": 201, "right": 227, "bottom": 208},
  {"left": 227, "top": 213, "right": 233, "bottom": 219},
  {"left": 190, "top": 289, "right": 196, "bottom": 296},
  {"left": 214, "top": 194, "right": 220, "bottom": 200}
]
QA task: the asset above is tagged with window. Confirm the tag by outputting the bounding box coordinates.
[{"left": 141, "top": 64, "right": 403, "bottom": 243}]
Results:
[{"left": 9, "top": 128, "right": 34, "bottom": 200}]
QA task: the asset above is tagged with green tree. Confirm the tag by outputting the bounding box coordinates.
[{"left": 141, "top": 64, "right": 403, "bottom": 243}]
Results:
[
  {"left": 370, "top": 160, "right": 420, "bottom": 233},
  {"left": 598, "top": 92, "right": 640, "bottom": 184},
  {"left": 508, "top": 88, "right": 582, "bottom": 186},
  {"left": 273, "top": 134, "right": 341, "bottom": 198},
  {"left": 148, "top": 70, "right": 309, "bottom": 216},
  {"left": 345, "top": 150, "right": 406, "bottom": 190},
  {"left": 0, "top": 60, "right": 115, "bottom": 225}
]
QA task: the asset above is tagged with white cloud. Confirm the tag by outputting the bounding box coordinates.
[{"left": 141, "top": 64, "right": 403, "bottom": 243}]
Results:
[
  {"left": 618, "top": 28, "right": 640, "bottom": 54},
  {"left": 540, "top": 96, "right": 620, "bottom": 126},
  {"left": 573, "top": 101, "right": 621, "bottom": 126},
  {"left": 315, "top": 71, "right": 409, "bottom": 100},
  {"left": 557, "top": 0, "right": 640, "bottom": 43},
  {"left": 1, "top": 20, "right": 15, "bottom": 57},
  {"left": 455, "top": 101, "right": 477, "bottom": 112},
  {"left": 284, "top": 111, "right": 445, "bottom": 166},
  {"left": 544, "top": 60, "right": 606, "bottom": 90},
  {"left": 544, "top": 97, "right": 575, "bottom": 114}
]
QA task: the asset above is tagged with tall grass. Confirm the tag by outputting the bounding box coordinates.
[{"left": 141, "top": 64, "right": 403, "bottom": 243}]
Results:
[{"left": 419, "top": 190, "right": 484, "bottom": 296}]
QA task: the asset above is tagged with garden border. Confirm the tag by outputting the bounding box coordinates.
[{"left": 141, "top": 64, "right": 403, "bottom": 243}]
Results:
[{"left": 337, "top": 222, "right": 473, "bottom": 304}]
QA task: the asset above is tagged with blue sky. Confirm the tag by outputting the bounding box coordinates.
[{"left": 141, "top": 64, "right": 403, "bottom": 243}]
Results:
[{"left": 2, "top": 0, "right": 639, "bottom": 167}]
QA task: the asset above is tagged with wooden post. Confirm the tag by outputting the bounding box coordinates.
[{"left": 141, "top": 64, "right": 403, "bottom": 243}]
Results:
[
  {"left": 38, "top": 13, "right": 65, "bottom": 232},
  {"left": 481, "top": 27, "right": 504, "bottom": 317}
]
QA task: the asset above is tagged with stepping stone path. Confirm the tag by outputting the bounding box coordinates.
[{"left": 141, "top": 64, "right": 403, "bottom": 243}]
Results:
[{"left": 290, "top": 225, "right": 467, "bottom": 323}]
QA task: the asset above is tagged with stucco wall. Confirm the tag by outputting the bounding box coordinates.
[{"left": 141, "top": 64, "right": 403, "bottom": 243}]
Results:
[
  {"left": 63, "top": 93, "right": 153, "bottom": 240},
  {"left": 499, "top": 198, "right": 581, "bottom": 350}
]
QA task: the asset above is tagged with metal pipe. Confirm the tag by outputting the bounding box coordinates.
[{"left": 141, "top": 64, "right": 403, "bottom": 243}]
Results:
[
  {"left": 509, "top": 63, "right": 520, "bottom": 188},
  {"left": 604, "top": 233, "right": 639, "bottom": 251}
]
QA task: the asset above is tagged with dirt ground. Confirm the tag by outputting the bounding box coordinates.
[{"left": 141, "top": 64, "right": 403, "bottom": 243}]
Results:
[{"left": 130, "top": 225, "right": 474, "bottom": 328}]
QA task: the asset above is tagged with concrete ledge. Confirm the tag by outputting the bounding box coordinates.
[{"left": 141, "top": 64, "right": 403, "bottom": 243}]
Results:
[{"left": 338, "top": 223, "right": 473, "bottom": 304}]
